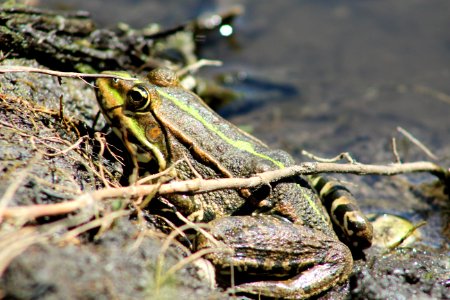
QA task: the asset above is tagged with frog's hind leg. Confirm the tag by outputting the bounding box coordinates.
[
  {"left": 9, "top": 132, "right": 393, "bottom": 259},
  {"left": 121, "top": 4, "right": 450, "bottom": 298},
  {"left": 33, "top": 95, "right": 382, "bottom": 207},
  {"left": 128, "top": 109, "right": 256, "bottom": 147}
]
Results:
[
  {"left": 231, "top": 239, "right": 353, "bottom": 299},
  {"left": 196, "top": 215, "right": 353, "bottom": 299}
]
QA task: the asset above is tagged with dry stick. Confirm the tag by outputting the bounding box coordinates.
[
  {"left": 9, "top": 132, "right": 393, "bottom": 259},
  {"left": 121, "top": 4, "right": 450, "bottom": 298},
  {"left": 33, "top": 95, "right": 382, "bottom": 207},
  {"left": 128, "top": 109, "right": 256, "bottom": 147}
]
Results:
[
  {"left": 30, "top": 135, "right": 86, "bottom": 157},
  {"left": 154, "top": 222, "right": 208, "bottom": 293},
  {"left": 1, "top": 115, "right": 115, "bottom": 187},
  {"left": 302, "top": 150, "right": 358, "bottom": 164},
  {"left": 1, "top": 194, "right": 95, "bottom": 220},
  {"left": 391, "top": 137, "right": 401, "bottom": 163},
  {"left": 154, "top": 221, "right": 230, "bottom": 291},
  {"left": 94, "top": 132, "right": 111, "bottom": 188},
  {"left": 414, "top": 84, "right": 450, "bottom": 105},
  {"left": 0, "top": 210, "right": 98, "bottom": 276},
  {"left": 95, "top": 132, "right": 125, "bottom": 167},
  {"left": 176, "top": 59, "right": 223, "bottom": 77},
  {"left": 136, "top": 160, "right": 181, "bottom": 185},
  {"left": 397, "top": 126, "right": 438, "bottom": 160},
  {"left": 1, "top": 161, "right": 447, "bottom": 221},
  {"left": 0, "top": 228, "right": 46, "bottom": 275},
  {"left": 0, "top": 66, "right": 136, "bottom": 81},
  {"left": 60, "top": 210, "right": 130, "bottom": 242}
]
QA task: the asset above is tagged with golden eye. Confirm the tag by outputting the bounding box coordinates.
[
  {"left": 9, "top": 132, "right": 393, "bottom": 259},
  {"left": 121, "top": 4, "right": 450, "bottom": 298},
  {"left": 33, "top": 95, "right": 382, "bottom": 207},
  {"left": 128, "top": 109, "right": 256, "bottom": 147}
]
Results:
[{"left": 126, "top": 85, "right": 150, "bottom": 111}]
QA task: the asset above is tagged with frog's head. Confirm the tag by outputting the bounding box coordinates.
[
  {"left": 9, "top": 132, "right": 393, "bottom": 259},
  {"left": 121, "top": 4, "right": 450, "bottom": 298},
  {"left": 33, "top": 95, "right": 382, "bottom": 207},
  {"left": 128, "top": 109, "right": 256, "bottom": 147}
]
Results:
[{"left": 96, "top": 70, "right": 171, "bottom": 172}]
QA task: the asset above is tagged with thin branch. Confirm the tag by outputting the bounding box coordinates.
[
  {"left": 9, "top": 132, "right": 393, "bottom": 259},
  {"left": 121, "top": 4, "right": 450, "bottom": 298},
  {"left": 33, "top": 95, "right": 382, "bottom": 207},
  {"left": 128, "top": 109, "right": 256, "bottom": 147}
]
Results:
[
  {"left": 30, "top": 136, "right": 86, "bottom": 157},
  {"left": 397, "top": 126, "right": 438, "bottom": 160},
  {"left": 1, "top": 194, "right": 95, "bottom": 220},
  {"left": 60, "top": 210, "right": 130, "bottom": 242},
  {"left": 302, "top": 150, "right": 358, "bottom": 164},
  {"left": 176, "top": 59, "right": 223, "bottom": 77},
  {"left": 0, "top": 227, "right": 47, "bottom": 275},
  {"left": 0, "top": 66, "right": 136, "bottom": 81},
  {"left": 414, "top": 84, "right": 450, "bottom": 105},
  {"left": 391, "top": 137, "right": 402, "bottom": 163},
  {"left": 94, "top": 132, "right": 111, "bottom": 188},
  {"left": 1, "top": 161, "right": 447, "bottom": 222},
  {"left": 136, "top": 160, "right": 180, "bottom": 185}
]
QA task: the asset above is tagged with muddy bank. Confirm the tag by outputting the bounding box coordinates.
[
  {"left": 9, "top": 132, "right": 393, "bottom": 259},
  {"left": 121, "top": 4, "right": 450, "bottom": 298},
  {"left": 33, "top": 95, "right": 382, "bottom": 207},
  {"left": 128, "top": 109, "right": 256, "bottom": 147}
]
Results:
[{"left": 1, "top": 2, "right": 449, "bottom": 299}]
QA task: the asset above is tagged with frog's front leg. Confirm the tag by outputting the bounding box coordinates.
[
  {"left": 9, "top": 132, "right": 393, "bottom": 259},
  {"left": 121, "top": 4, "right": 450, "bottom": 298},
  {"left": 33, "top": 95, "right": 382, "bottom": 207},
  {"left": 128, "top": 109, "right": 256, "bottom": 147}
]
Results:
[{"left": 196, "top": 215, "right": 353, "bottom": 299}]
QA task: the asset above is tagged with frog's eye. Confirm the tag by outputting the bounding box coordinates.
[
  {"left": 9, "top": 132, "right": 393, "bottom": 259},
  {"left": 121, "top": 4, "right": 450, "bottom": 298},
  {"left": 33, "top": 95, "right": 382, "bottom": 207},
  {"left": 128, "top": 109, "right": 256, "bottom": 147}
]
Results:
[{"left": 126, "top": 85, "right": 150, "bottom": 112}]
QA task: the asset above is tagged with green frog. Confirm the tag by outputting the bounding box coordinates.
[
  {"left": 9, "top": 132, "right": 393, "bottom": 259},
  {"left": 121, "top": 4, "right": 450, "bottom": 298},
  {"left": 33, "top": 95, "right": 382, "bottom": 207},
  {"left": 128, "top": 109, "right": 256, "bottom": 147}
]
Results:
[{"left": 95, "top": 68, "right": 373, "bottom": 299}]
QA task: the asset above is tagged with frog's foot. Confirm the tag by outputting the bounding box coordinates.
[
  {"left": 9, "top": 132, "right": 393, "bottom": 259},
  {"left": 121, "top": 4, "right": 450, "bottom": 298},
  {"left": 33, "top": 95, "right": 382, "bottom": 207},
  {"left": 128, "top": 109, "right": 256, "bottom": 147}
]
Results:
[{"left": 196, "top": 215, "right": 353, "bottom": 299}]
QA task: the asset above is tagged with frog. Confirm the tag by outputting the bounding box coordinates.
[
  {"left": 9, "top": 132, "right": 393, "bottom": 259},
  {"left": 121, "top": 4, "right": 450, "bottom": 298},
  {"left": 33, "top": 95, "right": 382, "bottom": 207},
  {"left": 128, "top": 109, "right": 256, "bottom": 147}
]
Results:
[{"left": 95, "top": 68, "right": 373, "bottom": 299}]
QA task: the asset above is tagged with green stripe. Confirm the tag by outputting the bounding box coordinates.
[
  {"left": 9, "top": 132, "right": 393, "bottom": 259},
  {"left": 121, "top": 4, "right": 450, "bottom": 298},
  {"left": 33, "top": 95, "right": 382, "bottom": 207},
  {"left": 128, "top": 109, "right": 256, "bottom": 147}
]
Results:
[
  {"left": 299, "top": 187, "right": 325, "bottom": 222},
  {"left": 156, "top": 89, "right": 285, "bottom": 169},
  {"left": 157, "top": 88, "right": 326, "bottom": 224}
]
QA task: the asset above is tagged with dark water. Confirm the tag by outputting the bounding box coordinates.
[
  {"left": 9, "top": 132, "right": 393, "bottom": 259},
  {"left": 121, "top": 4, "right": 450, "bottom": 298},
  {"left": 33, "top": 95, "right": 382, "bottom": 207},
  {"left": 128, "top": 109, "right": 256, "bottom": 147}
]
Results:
[
  {"left": 40, "top": 0, "right": 449, "bottom": 246},
  {"left": 41, "top": 0, "right": 450, "bottom": 157}
]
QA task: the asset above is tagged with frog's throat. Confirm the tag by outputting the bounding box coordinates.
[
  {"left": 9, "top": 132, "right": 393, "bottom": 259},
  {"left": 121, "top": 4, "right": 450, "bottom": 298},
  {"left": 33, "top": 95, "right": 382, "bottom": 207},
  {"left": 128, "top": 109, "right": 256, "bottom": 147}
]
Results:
[
  {"left": 128, "top": 117, "right": 167, "bottom": 171},
  {"left": 156, "top": 88, "right": 285, "bottom": 169}
]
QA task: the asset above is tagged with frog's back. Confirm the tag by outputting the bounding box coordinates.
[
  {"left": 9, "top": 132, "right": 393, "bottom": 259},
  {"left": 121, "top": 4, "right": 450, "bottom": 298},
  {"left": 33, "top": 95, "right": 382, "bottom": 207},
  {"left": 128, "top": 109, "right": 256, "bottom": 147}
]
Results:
[
  {"left": 153, "top": 86, "right": 337, "bottom": 230},
  {"left": 154, "top": 86, "right": 294, "bottom": 176}
]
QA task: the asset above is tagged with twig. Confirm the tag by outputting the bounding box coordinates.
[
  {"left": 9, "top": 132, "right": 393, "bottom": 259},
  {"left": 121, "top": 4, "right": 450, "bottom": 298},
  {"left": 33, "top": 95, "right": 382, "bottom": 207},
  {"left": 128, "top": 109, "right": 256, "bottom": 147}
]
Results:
[
  {"left": 94, "top": 132, "right": 125, "bottom": 167},
  {"left": 154, "top": 222, "right": 208, "bottom": 293},
  {"left": 94, "top": 132, "right": 110, "bottom": 188},
  {"left": 1, "top": 194, "right": 95, "bottom": 220},
  {"left": 137, "top": 182, "right": 161, "bottom": 209},
  {"left": 136, "top": 160, "right": 181, "bottom": 185},
  {"left": 60, "top": 210, "right": 130, "bottom": 242},
  {"left": 397, "top": 126, "right": 438, "bottom": 160},
  {"left": 414, "top": 84, "right": 450, "bottom": 105},
  {"left": 0, "top": 66, "right": 136, "bottom": 81},
  {"left": 391, "top": 137, "right": 401, "bottom": 163},
  {"left": 0, "top": 208, "right": 98, "bottom": 276},
  {"left": 154, "top": 221, "right": 229, "bottom": 291},
  {"left": 0, "top": 227, "right": 47, "bottom": 275},
  {"left": 302, "top": 150, "right": 358, "bottom": 164},
  {"left": 58, "top": 94, "right": 64, "bottom": 120},
  {"left": 176, "top": 59, "right": 223, "bottom": 77},
  {"left": 131, "top": 212, "right": 192, "bottom": 252},
  {"left": 182, "top": 153, "right": 203, "bottom": 179},
  {"left": 30, "top": 136, "right": 86, "bottom": 157},
  {"left": 1, "top": 161, "right": 447, "bottom": 222}
]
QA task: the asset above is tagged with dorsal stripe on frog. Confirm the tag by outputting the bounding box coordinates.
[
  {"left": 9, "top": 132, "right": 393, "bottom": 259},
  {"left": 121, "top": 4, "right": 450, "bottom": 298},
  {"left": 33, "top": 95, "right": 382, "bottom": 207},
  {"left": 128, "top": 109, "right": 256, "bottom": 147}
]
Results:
[{"left": 155, "top": 88, "right": 330, "bottom": 222}]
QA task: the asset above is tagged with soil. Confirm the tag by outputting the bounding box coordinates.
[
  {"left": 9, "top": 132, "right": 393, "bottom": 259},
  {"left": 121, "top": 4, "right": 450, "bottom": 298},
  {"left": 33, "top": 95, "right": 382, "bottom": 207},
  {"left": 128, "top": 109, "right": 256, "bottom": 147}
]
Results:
[{"left": 1, "top": 1, "right": 449, "bottom": 299}]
